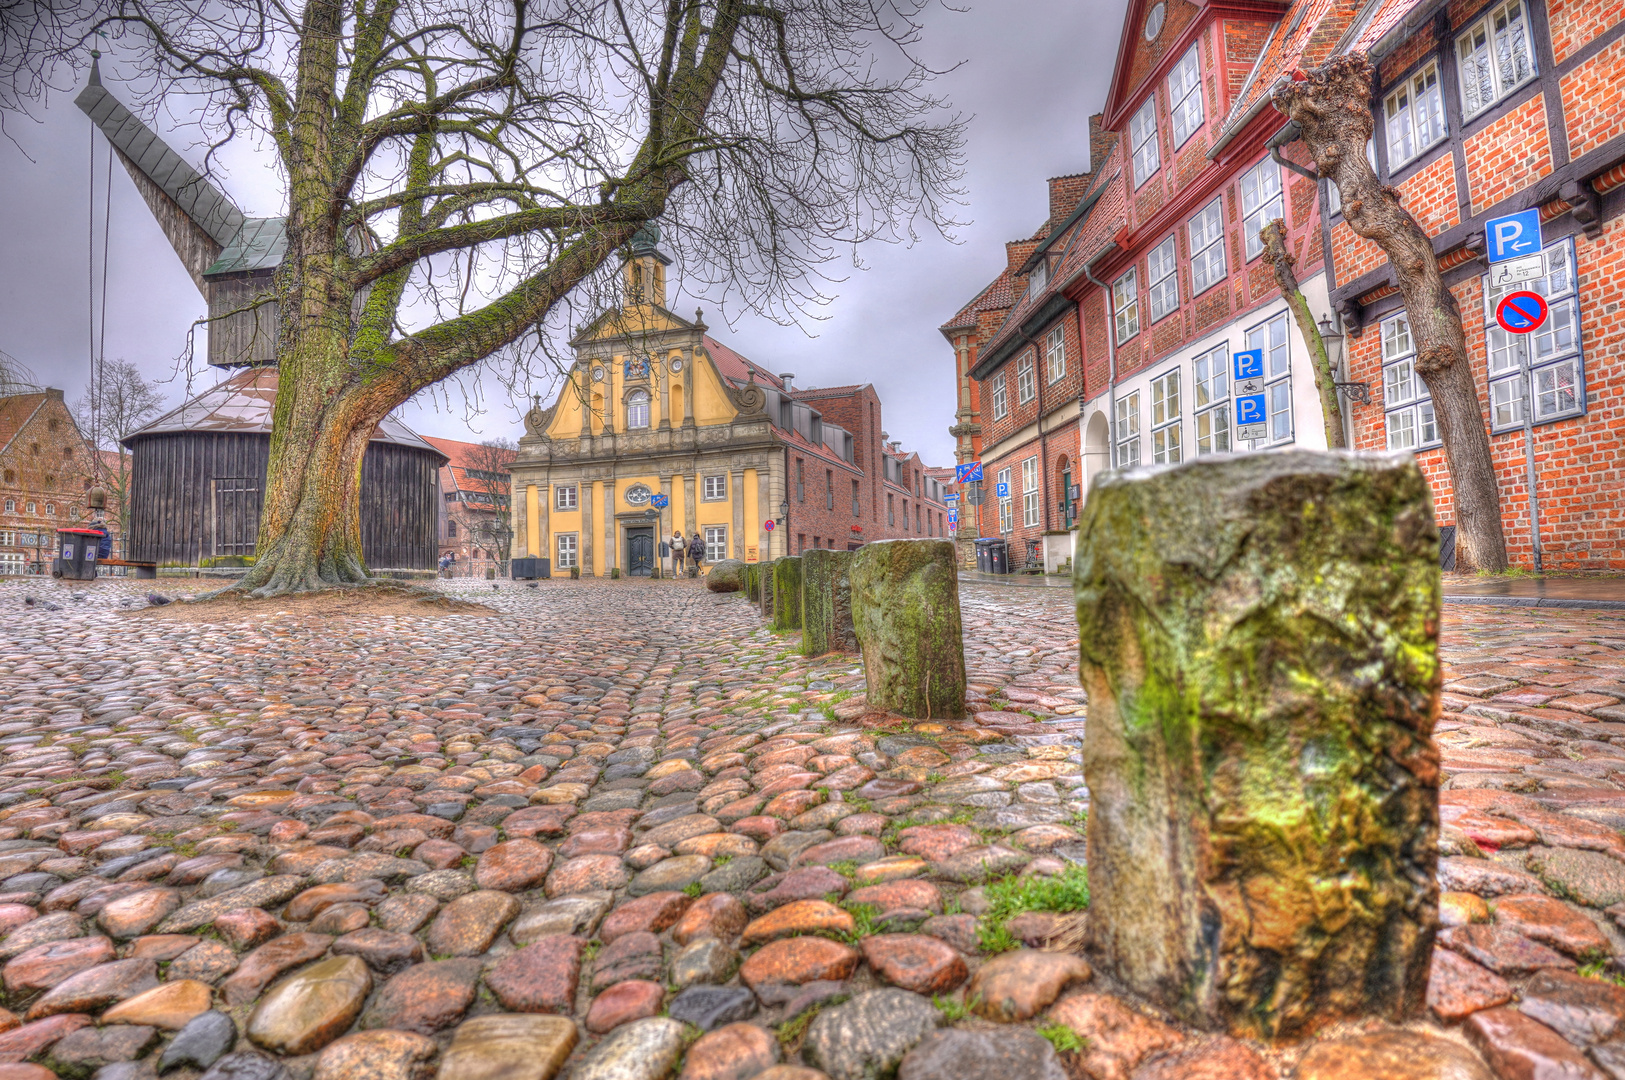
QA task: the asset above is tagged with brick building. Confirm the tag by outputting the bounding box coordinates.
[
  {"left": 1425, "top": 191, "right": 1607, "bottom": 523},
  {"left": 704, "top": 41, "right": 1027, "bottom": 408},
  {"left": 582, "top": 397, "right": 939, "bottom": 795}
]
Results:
[
  {"left": 510, "top": 226, "right": 948, "bottom": 577},
  {"left": 1328, "top": 0, "right": 1625, "bottom": 571},
  {"left": 0, "top": 389, "right": 108, "bottom": 575},
  {"left": 425, "top": 436, "right": 514, "bottom": 579},
  {"left": 946, "top": 0, "right": 1619, "bottom": 572}
]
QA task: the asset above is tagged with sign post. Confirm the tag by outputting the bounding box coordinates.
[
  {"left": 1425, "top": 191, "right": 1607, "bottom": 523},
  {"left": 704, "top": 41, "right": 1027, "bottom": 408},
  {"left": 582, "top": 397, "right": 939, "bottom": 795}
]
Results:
[
  {"left": 1485, "top": 208, "right": 1547, "bottom": 575},
  {"left": 1232, "top": 347, "right": 1266, "bottom": 443}
]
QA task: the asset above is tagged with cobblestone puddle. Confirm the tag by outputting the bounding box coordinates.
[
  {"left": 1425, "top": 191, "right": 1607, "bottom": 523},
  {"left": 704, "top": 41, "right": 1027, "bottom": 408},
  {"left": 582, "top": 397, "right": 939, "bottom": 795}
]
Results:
[{"left": 0, "top": 576, "right": 1622, "bottom": 1080}]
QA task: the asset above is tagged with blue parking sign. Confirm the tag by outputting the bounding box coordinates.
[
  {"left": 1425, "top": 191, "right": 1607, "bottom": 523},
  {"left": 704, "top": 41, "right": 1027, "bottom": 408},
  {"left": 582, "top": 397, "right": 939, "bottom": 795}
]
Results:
[
  {"left": 1233, "top": 348, "right": 1264, "bottom": 381},
  {"left": 995, "top": 482, "right": 1009, "bottom": 498},
  {"left": 1485, "top": 208, "right": 1542, "bottom": 263},
  {"left": 1236, "top": 394, "right": 1267, "bottom": 426}
]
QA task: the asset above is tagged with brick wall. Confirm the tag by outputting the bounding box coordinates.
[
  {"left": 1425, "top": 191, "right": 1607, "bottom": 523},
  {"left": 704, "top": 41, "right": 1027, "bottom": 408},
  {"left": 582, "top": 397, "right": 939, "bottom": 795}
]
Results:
[
  {"left": 1401, "top": 152, "right": 1463, "bottom": 236},
  {"left": 1547, "top": 0, "right": 1623, "bottom": 64},
  {"left": 1463, "top": 94, "right": 1553, "bottom": 214},
  {"left": 1560, "top": 36, "right": 1625, "bottom": 158},
  {"left": 1332, "top": 220, "right": 1387, "bottom": 282},
  {"left": 0, "top": 391, "right": 105, "bottom": 570}
]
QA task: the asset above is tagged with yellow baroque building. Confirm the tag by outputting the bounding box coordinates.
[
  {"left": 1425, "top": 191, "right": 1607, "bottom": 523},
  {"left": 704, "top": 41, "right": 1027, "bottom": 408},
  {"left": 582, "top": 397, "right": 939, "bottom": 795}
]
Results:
[{"left": 511, "top": 228, "right": 795, "bottom": 576}]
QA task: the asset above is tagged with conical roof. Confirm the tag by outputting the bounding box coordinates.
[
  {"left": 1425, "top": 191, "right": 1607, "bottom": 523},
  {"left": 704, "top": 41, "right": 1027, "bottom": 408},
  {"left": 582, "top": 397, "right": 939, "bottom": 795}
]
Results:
[{"left": 121, "top": 367, "right": 447, "bottom": 461}]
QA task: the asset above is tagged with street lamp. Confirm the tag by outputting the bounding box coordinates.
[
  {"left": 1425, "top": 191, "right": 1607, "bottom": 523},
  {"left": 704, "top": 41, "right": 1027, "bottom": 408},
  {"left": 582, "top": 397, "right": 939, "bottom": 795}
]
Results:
[
  {"left": 778, "top": 500, "right": 789, "bottom": 521},
  {"left": 1324, "top": 313, "right": 1370, "bottom": 405}
]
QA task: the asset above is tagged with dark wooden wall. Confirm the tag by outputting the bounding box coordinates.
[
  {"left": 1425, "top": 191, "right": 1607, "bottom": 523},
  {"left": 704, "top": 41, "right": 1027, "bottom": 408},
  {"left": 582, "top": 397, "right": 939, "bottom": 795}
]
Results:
[
  {"left": 128, "top": 433, "right": 441, "bottom": 569},
  {"left": 206, "top": 272, "right": 280, "bottom": 368}
]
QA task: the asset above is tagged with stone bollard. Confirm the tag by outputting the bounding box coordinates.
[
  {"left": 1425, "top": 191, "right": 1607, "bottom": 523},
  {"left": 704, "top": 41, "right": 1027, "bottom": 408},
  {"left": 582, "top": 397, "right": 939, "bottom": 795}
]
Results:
[
  {"left": 849, "top": 539, "right": 966, "bottom": 719},
  {"left": 801, "top": 549, "right": 857, "bottom": 656},
  {"left": 1075, "top": 451, "right": 1441, "bottom": 1039},
  {"left": 774, "top": 556, "right": 803, "bottom": 631},
  {"left": 744, "top": 563, "right": 761, "bottom": 602},
  {"left": 758, "top": 560, "right": 777, "bottom": 621}
]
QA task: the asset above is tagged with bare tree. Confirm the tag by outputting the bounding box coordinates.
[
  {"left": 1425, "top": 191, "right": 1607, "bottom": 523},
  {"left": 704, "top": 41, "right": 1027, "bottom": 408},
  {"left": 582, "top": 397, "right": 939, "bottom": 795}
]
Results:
[
  {"left": 72, "top": 358, "right": 166, "bottom": 546},
  {"left": 1274, "top": 56, "right": 1506, "bottom": 571},
  {"left": 0, "top": 348, "right": 39, "bottom": 395},
  {"left": 453, "top": 437, "right": 516, "bottom": 575},
  {"left": 10, "top": 0, "right": 965, "bottom": 596}
]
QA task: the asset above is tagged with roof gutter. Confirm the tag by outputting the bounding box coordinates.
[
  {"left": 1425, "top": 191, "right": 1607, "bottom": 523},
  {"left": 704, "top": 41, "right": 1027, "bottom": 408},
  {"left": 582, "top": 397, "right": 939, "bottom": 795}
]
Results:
[
  {"left": 1269, "top": 120, "right": 1319, "bottom": 182},
  {"left": 1367, "top": 0, "right": 1451, "bottom": 64},
  {"left": 1207, "top": 86, "right": 1284, "bottom": 160}
]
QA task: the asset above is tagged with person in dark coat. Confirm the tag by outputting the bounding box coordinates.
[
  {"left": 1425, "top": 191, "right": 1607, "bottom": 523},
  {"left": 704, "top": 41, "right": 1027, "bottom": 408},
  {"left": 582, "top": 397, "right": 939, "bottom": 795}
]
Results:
[{"left": 688, "top": 533, "right": 705, "bottom": 576}]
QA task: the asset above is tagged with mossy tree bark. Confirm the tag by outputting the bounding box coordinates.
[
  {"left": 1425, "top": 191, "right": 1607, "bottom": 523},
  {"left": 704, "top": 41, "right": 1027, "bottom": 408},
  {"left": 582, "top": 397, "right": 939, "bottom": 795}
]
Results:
[
  {"left": 1075, "top": 452, "right": 1441, "bottom": 1039},
  {"left": 1273, "top": 55, "right": 1506, "bottom": 571},
  {"left": 43, "top": 0, "right": 964, "bottom": 596},
  {"left": 1260, "top": 219, "right": 1346, "bottom": 449}
]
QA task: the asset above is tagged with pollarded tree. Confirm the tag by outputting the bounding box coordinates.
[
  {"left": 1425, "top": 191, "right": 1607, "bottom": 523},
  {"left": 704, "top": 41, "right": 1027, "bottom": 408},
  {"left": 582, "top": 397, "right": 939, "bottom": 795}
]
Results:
[
  {"left": 11, "top": 0, "right": 964, "bottom": 595},
  {"left": 1273, "top": 55, "right": 1507, "bottom": 572}
]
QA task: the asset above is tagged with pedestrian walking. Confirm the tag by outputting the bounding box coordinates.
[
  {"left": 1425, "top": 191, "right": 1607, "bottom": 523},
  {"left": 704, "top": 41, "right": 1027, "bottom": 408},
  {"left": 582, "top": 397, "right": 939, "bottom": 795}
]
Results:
[
  {"left": 688, "top": 533, "right": 705, "bottom": 577},
  {"left": 671, "top": 531, "right": 685, "bottom": 576}
]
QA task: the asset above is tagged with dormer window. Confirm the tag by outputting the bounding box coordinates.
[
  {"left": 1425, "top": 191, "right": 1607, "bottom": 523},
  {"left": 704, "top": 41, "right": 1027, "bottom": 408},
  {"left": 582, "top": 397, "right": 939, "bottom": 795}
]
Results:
[
  {"left": 1030, "top": 258, "right": 1048, "bottom": 295},
  {"left": 626, "top": 389, "right": 651, "bottom": 429}
]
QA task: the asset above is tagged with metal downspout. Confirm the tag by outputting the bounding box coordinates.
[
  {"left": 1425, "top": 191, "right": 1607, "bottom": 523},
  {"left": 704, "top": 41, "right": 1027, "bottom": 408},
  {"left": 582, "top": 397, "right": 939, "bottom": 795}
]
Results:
[{"left": 1083, "top": 249, "right": 1119, "bottom": 469}]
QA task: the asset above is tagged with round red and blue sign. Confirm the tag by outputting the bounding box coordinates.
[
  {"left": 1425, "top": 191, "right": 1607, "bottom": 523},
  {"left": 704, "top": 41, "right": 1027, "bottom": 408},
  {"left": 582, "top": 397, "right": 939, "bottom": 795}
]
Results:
[{"left": 1495, "top": 291, "right": 1548, "bottom": 334}]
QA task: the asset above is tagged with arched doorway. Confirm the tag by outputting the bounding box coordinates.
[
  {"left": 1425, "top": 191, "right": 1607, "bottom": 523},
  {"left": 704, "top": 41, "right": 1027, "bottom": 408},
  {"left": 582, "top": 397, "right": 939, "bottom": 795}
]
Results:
[
  {"left": 1084, "top": 411, "right": 1111, "bottom": 493},
  {"left": 1056, "top": 454, "right": 1074, "bottom": 530}
]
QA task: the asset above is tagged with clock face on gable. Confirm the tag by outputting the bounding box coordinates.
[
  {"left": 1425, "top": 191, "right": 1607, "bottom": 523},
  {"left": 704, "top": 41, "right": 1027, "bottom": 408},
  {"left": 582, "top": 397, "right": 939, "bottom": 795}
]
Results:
[{"left": 624, "top": 484, "right": 653, "bottom": 506}]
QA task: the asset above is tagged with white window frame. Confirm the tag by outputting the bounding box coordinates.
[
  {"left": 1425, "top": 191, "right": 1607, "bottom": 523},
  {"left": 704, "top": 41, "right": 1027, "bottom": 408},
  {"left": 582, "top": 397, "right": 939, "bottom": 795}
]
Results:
[
  {"left": 1240, "top": 157, "right": 1283, "bottom": 261},
  {"left": 1380, "top": 312, "right": 1439, "bottom": 451},
  {"left": 1244, "top": 312, "right": 1294, "bottom": 445},
  {"left": 1169, "top": 45, "right": 1204, "bottom": 148},
  {"left": 626, "top": 389, "right": 651, "bottom": 430},
  {"left": 1045, "top": 324, "right": 1067, "bottom": 384},
  {"left": 1384, "top": 62, "right": 1446, "bottom": 170},
  {"left": 991, "top": 373, "right": 1009, "bottom": 420},
  {"left": 1150, "top": 368, "right": 1183, "bottom": 464},
  {"left": 1021, "top": 457, "right": 1040, "bottom": 528},
  {"left": 1029, "top": 259, "right": 1048, "bottom": 295},
  {"left": 1189, "top": 199, "right": 1227, "bottom": 296},
  {"left": 704, "top": 526, "right": 727, "bottom": 562},
  {"left": 1148, "top": 235, "right": 1179, "bottom": 323},
  {"left": 1457, "top": 0, "right": 1537, "bottom": 121},
  {"left": 1131, "top": 96, "right": 1160, "bottom": 187},
  {"left": 1016, "top": 353, "right": 1036, "bottom": 405},
  {"left": 1115, "top": 391, "right": 1141, "bottom": 467},
  {"left": 556, "top": 532, "right": 578, "bottom": 569},
  {"left": 555, "top": 484, "right": 578, "bottom": 511},
  {"left": 702, "top": 475, "right": 727, "bottom": 501},
  {"left": 1192, "top": 344, "right": 1231, "bottom": 455},
  {"left": 1482, "top": 237, "right": 1584, "bottom": 432},
  {"left": 1113, "top": 268, "right": 1140, "bottom": 344},
  {"left": 996, "top": 467, "right": 1013, "bottom": 534}
]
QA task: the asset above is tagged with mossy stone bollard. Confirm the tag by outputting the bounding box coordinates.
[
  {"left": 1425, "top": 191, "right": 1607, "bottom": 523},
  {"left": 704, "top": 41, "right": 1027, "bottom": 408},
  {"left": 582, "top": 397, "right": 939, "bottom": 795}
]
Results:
[
  {"left": 801, "top": 549, "right": 857, "bottom": 656},
  {"left": 773, "top": 556, "right": 803, "bottom": 631},
  {"left": 707, "top": 559, "right": 745, "bottom": 593},
  {"left": 1075, "top": 451, "right": 1441, "bottom": 1039},
  {"left": 758, "top": 560, "right": 777, "bottom": 620},
  {"left": 744, "top": 563, "right": 761, "bottom": 602},
  {"left": 849, "top": 539, "right": 965, "bottom": 719}
]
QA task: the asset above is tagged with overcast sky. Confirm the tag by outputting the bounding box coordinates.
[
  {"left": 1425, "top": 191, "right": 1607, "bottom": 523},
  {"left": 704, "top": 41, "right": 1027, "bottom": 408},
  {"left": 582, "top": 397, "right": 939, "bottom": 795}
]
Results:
[{"left": 0, "top": 2, "right": 1121, "bottom": 466}]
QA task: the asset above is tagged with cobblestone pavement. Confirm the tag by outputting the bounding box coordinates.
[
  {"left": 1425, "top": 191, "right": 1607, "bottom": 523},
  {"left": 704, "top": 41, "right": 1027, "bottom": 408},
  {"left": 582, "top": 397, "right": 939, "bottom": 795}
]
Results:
[{"left": 0, "top": 575, "right": 1623, "bottom": 1080}]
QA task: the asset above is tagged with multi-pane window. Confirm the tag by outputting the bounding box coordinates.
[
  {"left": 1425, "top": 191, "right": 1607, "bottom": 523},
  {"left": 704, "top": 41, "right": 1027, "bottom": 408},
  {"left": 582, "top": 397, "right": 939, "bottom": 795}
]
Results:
[
  {"left": 796, "top": 458, "right": 805, "bottom": 502},
  {"left": 887, "top": 494, "right": 895, "bottom": 526},
  {"left": 1045, "top": 324, "right": 1066, "bottom": 384},
  {"left": 851, "top": 479, "right": 860, "bottom": 516},
  {"left": 1240, "top": 158, "right": 1283, "bottom": 261},
  {"left": 704, "top": 526, "right": 727, "bottom": 562},
  {"left": 1148, "top": 236, "right": 1179, "bottom": 323},
  {"left": 626, "top": 389, "right": 650, "bottom": 429},
  {"left": 997, "top": 467, "right": 1013, "bottom": 534},
  {"left": 991, "top": 373, "right": 1009, "bottom": 420},
  {"left": 1169, "top": 45, "right": 1203, "bottom": 147},
  {"left": 703, "top": 474, "right": 726, "bottom": 500},
  {"left": 1189, "top": 199, "right": 1226, "bottom": 295},
  {"left": 826, "top": 470, "right": 834, "bottom": 510},
  {"left": 1021, "top": 458, "right": 1040, "bottom": 527},
  {"left": 1113, "top": 269, "right": 1140, "bottom": 343},
  {"left": 1380, "top": 313, "right": 1439, "bottom": 450},
  {"left": 1131, "top": 96, "right": 1160, "bottom": 186},
  {"left": 1016, "top": 354, "right": 1036, "bottom": 405},
  {"left": 556, "top": 533, "right": 578, "bottom": 569},
  {"left": 1029, "top": 259, "right": 1048, "bottom": 295},
  {"left": 1483, "top": 237, "right": 1584, "bottom": 431},
  {"left": 1384, "top": 63, "right": 1445, "bottom": 169},
  {"left": 1115, "top": 391, "right": 1141, "bottom": 467},
  {"left": 1150, "top": 369, "right": 1182, "bottom": 464},
  {"left": 1245, "top": 313, "right": 1293, "bottom": 444},
  {"left": 902, "top": 500, "right": 910, "bottom": 531},
  {"left": 555, "top": 484, "right": 578, "bottom": 510},
  {"left": 1193, "top": 344, "right": 1231, "bottom": 454},
  {"left": 1458, "top": 0, "right": 1535, "bottom": 120}
]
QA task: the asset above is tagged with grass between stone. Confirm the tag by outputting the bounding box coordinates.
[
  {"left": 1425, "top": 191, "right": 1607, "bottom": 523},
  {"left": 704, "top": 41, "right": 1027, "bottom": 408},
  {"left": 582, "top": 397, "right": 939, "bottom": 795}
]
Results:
[{"left": 977, "top": 862, "right": 1090, "bottom": 953}]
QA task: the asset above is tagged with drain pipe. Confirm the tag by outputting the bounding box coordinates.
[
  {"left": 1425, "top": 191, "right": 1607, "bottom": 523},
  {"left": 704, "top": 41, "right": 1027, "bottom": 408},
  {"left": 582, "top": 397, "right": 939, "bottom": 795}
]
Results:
[{"left": 1082, "top": 245, "right": 1121, "bottom": 468}]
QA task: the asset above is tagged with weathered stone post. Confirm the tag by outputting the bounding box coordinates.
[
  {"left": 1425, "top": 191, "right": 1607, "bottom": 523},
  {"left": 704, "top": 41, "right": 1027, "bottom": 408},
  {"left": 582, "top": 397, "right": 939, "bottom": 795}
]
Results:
[
  {"left": 758, "top": 560, "right": 777, "bottom": 621},
  {"left": 849, "top": 540, "right": 965, "bottom": 718},
  {"left": 774, "top": 556, "right": 803, "bottom": 631},
  {"left": 801, "top": 549, "right": 857, "bottom": 656},
  {"left": 1075, "top": 452, "right": 1441, "bottom": 1039},
  {"left": 744, "top": 563, "right": 761, "bottom": 602}
]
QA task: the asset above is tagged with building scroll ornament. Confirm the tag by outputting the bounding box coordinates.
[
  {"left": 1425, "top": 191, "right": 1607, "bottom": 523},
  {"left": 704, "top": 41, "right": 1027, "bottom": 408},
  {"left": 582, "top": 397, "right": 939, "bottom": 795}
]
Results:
[
  {"left": 523, "top": 396, "right": 556, "bottom": 438},
  {"left": 725, "top": 376, "right": 769, "bottom": 416}
]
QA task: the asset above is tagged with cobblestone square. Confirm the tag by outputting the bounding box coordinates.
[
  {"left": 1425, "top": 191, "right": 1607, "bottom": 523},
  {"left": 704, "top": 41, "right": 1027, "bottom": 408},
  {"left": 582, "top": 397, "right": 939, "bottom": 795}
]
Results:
[{"left": 0, "top": 577, "right": 1623, "bottom": 1078}]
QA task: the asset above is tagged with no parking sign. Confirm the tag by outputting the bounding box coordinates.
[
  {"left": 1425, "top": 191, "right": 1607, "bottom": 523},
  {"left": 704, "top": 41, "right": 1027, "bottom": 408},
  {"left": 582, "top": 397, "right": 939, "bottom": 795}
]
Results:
[{"left": 1495, "top": 291, "right": 1548, "bottom": 334}]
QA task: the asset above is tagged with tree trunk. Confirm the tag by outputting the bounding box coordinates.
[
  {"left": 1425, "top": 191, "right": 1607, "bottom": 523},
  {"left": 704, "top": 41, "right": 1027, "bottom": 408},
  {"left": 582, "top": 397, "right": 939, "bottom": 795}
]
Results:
[
  {"left": 1261, "top": 219, "right": 1347, "bottom": 449},
  {"left": 1274, "top": 55, "right": 1507, "bottom": 572}
]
